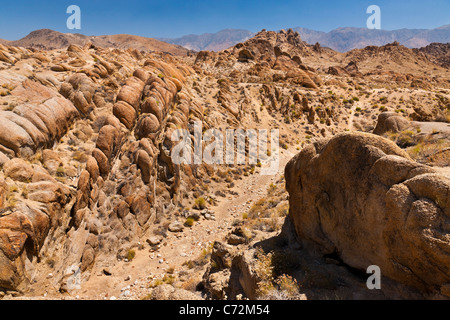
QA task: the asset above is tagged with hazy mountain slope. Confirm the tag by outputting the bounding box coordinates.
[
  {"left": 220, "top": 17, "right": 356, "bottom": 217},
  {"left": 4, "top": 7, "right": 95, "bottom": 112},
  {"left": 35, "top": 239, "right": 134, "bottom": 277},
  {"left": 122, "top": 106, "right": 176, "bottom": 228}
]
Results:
[
  {"left": 404, "top": 24, "right": 450, "bottom": 48},
  {"left": 9, "top": 29, "right": 190, "bottom": 56},
  {"left": 161, "top": 25, "right": 450, "bottom": 53},
  {"left": 160, "top": 29, "right": 256, "bottom": 51},
  {"left": 294, "top": 25, "right": 450, "bottom": 51}
]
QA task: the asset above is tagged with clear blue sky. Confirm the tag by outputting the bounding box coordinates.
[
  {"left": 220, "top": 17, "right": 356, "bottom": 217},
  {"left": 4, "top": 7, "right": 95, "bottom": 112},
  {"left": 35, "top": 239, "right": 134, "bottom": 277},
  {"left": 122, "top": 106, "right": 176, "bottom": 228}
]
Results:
[{"left": 0, "top": 0, "right": 449, "bottom": 40}]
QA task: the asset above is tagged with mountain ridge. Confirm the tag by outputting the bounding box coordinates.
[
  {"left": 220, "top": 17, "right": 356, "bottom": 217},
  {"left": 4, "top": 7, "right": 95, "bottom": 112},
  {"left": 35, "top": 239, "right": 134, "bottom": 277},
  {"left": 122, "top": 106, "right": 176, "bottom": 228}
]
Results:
[
  {"left": 159, "top": 28, "right": 256, "bottom": 52},
  {"left": 2, "top": 25, "right": 449, "bottom": 56},
  {"left": 163, "top": 25, "right": 450, "bottom": 52},
  {"left": 7, "top": 29, "right": 190, "bottom": 56}
]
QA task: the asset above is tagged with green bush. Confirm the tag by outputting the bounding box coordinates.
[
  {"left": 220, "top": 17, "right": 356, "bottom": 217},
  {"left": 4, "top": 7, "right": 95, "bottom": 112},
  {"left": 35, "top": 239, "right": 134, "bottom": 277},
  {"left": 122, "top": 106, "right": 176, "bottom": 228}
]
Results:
[
  {"left": 185, "top": 217, "right": 195, "bottom": 227},
  {"left": 194, "top": 197, "right": 206, "bottom": 210},
  {"left": 127, "top": 249, "right": 136, "bottom": 261}
]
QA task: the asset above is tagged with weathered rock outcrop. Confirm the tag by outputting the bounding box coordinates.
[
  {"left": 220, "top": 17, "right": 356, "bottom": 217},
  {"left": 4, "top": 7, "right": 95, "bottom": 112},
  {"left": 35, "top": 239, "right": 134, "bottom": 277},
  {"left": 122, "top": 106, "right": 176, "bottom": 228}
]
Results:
[
  {"left": 0, "top": 95, "right": 78, "bottom": 158},
  {"left": 285, "top": 132, "right": 450, "bottom": 298},
  {"left": 0, "top": 175, "right": 73, "bottom": 291},
  {"left": 373, "top": 112, "right": 411, "bottom": 135},
  {"left": 0, "top": 43, "right": 198, "bottom": 292},
  {"left": 59, "top": 73, "right": 96, "bottom": 115}
]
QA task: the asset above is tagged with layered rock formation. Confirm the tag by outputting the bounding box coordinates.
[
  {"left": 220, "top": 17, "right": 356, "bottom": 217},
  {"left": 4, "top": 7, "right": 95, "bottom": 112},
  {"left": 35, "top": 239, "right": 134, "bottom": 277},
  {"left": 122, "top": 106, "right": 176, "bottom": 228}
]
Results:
[
  {"left": 285, "top": 132, "right": 450, "bottom": 297},
  {"left": 0, "top": 41, "right": 205, "bottom": 292}
]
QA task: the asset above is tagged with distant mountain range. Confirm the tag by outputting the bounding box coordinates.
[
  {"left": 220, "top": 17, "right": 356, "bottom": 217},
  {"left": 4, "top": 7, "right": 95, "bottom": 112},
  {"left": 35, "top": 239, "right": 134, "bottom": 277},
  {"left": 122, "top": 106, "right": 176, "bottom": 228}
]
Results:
[
  {"left": 159, "top": 29, "right": 255, "bottom": 52},
  {"left": 294, "top": 25, "right": 450, "bottom": 52},
  {"left": 1, "top": 25, "right": 449, "bottom": 55},
  {"left": 0, "top": 29, "right": 190, "bottom": 56},
  {"left": 162, "top": 25, "right": 450, "bottom": 52}
]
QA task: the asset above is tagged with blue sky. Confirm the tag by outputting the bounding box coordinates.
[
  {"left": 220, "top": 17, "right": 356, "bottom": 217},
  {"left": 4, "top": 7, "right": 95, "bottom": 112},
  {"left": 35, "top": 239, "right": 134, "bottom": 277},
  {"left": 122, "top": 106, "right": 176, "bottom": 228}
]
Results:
[{"left": 0, "top": 0, "right": 449, "bottom": 40}]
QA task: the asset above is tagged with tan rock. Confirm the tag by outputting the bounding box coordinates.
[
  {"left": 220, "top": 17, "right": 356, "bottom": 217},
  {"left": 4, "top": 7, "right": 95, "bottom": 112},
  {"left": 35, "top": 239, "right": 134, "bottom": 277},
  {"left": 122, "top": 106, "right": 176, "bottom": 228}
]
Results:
[
  {"left": 85, "top": 156, "right": 100, "bottom": 183},
  {"left": 27, "top": 181, "right": 67, "bottom": 204},
  {"left": 73, "top": 90, "right": 91, "bottom": 115},
  {"left": 3, "top": 158, "right": 34, "bottom": 182},
  {"left": 0, "top": 114, "right": 35, "bottom": 157},
  {"left": 136, "top": 114, "right": 160, "bottom": 140},
  {"left": 80, "top": 245, "right": 95, "bottom": 272},
  {"left": 373, "top": 112, "right": 411, "bottom": 135},
  {"left": 13, "top": 104, "right": 51, "bottom": 143},
  {"left": 92, "top": 148, "right": 109, "bottom": 177},
  {"left": 2, "top": 111, "right": 48, "bottom": 149},
  {"left": 96, "top": 125, "right": 118, "bottom": 159},
  {"left": 114, "top": 201, "right": 130, "bottom": 219},
  {"left": 0, "top": 151, "right": 9, "bottom": 166},
  {"left": 133, "top": 69, "right": 150, "bottom": 82},
  {"left": 42, "top": 150, "right": 61, "bottom": 176},
  {"left": 0, "top": 178, "right": 6, "bottom": 209},
  {"left": 141, "top": 97, "right": 164, "bottom": 122},
  {"left": 113, "top": 101, "right": 136, "bottom": 129},
  {"left": 116, "top": 77, "right": 144, "bottom": 110},
  {"left": 285, "top": 132, "right": 450, "bottom": 296},
  {"left": 136, "top": 149, "right": 153, "bottom": 184},
  {"left": 131, "top": 188, "right": 153, "bottom": 226}
]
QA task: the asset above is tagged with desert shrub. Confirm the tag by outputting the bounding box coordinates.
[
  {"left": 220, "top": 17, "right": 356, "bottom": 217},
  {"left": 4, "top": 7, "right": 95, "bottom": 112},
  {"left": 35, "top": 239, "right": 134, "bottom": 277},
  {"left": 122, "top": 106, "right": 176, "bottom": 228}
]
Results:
[
  {"left": 180, "top": 275, "right": 201, "bottom": 292},
  {"left": 127, "top": 249, "right": 136, "bottom": 261},
  {"left": 267, "top": 183, "right": 277, "bottom": 194},
  {"left": 185, "top": 217, "right": 195, "bottom": 227},
  {"left": 182, "top": 260, "right": 196, "bottom": 269},
  {"left": 396, "top": 130, "right": 416, "bottom": 148},
  {"left": 194, "top": 197, "right": 206, "bottom": 210},
  {"left": 73, "top": 150, "right": 88, "bottom": 163},
  {"left": 407, "top": 139, "right": 450, "bottom": 166},
  {"left": 249, "top": 198, "right": 267, "bottom": 217},
  {"left": 276, "top": 202, "right": 289, "bottom": 217},
  {"left": 162, "top": 274, "right": 175, "bottom": 285},
  {"left": 148, "top": 278, "right": 164, "bottom": 288},
  {"left": 254, "top": 248, "right": 302, "bottom": 299},
  {"left": 183, "top": 242, "right": 214, "bottom": 269},
  {"left": 254, "top": 249, "right": 275, "bottom": 297},
  {"left": 274, "top": 275, "right": 300, "bottom": 296}
]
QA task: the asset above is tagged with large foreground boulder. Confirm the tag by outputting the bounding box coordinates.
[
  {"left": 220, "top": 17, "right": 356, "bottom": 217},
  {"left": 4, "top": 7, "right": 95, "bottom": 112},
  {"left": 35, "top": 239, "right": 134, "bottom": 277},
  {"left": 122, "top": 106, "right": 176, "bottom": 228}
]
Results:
[{"left": 285, "top": 132, "right": 450, "bottom": 298}]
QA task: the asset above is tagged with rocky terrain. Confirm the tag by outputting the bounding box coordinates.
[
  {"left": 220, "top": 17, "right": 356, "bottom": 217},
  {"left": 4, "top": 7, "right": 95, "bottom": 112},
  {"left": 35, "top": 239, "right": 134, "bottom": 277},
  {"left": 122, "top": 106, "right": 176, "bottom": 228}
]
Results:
[
  {"left": 162, "top": 25, "right": 450, "bottom": 53},
  {"left": 0, "top": 28, "right": 449, "bottom": 300},
  {"left": 6, "top": 29, "right": 191, "bottom": 56}
]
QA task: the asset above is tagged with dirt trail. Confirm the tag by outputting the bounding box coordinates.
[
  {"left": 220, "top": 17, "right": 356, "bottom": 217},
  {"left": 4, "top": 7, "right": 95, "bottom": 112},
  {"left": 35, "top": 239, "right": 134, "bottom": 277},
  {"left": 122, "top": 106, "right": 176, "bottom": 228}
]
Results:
[
  {"left": 59, "top": 148, "right": 296, "bottom": 300},
  {"left": 347, "top": 102, "right": 361, "bottom": 131}
]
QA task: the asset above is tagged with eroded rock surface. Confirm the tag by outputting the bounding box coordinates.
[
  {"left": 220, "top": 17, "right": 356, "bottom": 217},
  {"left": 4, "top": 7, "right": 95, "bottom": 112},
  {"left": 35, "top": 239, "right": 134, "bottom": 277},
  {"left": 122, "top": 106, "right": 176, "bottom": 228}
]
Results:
[{"left": 285, "top": 132, "right": 450, "bottom": 297}]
